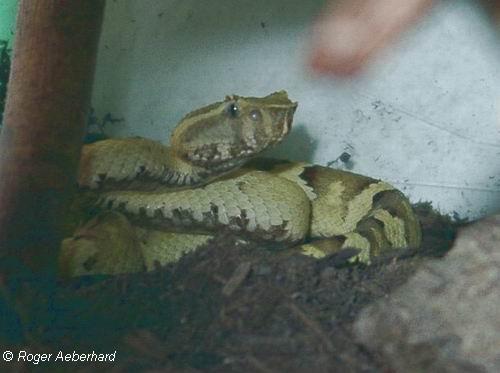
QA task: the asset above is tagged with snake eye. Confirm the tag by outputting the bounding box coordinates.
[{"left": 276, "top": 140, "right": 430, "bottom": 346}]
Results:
[
  {"left": 226, "top": 102, "right": 239, "bottom": 118},
  {"left": 249, "top": 109, "right": 262, "bottom": 122}
]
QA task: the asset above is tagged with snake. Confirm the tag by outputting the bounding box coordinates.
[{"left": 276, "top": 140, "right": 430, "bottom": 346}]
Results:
[{"left": 60, "top": 91, "right": 421, "bottom": 277}]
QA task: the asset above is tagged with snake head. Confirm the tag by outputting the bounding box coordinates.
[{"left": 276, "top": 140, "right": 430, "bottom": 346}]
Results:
[{"left": 170, "top": 91, "right": 298, "bottom": 172}]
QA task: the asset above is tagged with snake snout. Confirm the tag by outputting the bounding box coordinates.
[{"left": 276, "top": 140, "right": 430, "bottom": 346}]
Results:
[{"left": 282, "top": 103, "right": 297, "bottom": 136}]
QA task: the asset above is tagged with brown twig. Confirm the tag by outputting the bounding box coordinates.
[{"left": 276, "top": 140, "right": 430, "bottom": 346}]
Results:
[
  {"left": 245, "top": 355, "right": 279, "bottom": 373},
  {"left": 222, "top": 261, "right": 252, "bottom": 296},
  {"left": 287, "top": 301, "right": 335, "bottom": 353}
]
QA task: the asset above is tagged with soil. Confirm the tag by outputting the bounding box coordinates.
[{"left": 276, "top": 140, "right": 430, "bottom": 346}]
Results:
[{"left": 0, "top": 202, "right": 463, "bottom": 372}]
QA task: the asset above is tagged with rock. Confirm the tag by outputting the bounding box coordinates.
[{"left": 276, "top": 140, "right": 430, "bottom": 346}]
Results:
[{"left": 354, "top": 215, "right": 500, "bottom": 373}]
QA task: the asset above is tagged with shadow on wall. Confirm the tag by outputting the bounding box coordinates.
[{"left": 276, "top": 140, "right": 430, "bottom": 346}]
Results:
[{"left": 263, "top": 124, "right": 318, "bottom": 163}]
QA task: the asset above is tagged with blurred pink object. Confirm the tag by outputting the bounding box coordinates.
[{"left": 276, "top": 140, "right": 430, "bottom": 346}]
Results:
[{"left": 309, "top": 0, "right": 435, "bottom": 76}]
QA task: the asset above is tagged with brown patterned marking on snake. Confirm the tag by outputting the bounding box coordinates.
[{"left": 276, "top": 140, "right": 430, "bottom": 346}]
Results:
[
  {"left": 300, "top": 165, "right": 375, "bottom": 203},
  {"left": 372, "top": 190, "right": 421, "bottom": 249},
  {"left": 255, "top": 160, "right": 421, "bottom": 260}
]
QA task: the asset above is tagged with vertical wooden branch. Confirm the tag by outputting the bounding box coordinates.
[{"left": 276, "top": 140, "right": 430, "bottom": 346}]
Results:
[{"left": 0, "top": 1, "right": 105, "bottom": 276}]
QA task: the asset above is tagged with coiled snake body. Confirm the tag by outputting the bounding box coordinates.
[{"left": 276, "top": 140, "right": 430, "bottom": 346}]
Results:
[{"left": 60, "top": 91, "right": 421, "bottom": 277}]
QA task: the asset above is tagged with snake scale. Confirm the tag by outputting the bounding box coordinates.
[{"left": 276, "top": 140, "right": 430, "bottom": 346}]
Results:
[{"left": 60, "top": 91, "right": 421, "bottom": 277}]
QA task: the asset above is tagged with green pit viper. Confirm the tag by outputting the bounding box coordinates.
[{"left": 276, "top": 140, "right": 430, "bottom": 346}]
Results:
[{"left": 60, "top": 91, "right": 421, "bottom": 277}]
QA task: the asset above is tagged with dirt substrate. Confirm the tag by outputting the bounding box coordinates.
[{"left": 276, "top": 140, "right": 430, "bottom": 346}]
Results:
[{"left": 0, "top": 203, "right": 463, "bottom": 372}]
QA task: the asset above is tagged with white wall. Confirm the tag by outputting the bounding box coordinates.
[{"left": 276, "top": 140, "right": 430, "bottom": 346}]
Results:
[{"left": 92, "top": 0, "right": 500, "bottom": 220}]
